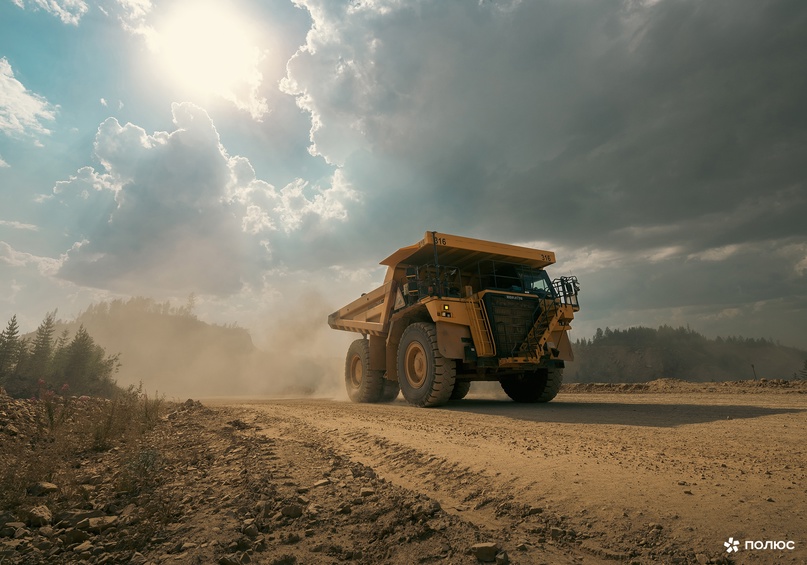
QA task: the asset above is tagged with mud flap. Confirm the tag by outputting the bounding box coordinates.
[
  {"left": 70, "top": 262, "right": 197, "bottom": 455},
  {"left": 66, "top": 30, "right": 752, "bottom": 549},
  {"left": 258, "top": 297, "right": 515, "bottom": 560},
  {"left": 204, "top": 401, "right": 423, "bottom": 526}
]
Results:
[
  {"left": 369, "top": 335, "right": 386, "bottom": 372},
  {"left": 435, "top": 322, "right": 471, "bottom": 360}
]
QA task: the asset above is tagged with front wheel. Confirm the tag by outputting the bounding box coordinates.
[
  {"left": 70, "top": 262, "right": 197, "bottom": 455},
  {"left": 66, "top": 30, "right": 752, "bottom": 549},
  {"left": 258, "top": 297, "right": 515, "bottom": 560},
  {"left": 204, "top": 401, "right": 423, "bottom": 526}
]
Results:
[
  {"left": 540, "top": 367, "right": 563, "bottom": 402},
  {"left": 345, "top": 339, "right": 384, "bottom": 402},
  {"left": 397, "top": 323, "right": 455, "bottom": 407}
]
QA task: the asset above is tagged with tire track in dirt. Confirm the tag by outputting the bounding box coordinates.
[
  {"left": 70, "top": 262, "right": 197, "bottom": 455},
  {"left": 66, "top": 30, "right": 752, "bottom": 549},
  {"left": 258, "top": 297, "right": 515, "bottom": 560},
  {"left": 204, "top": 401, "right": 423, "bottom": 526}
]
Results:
[
  {"left": 223, "top": 391, "right": 807, "bottom": 564},
  {"left": 247, "top": 404, "right": 618, "bottom": 564}
]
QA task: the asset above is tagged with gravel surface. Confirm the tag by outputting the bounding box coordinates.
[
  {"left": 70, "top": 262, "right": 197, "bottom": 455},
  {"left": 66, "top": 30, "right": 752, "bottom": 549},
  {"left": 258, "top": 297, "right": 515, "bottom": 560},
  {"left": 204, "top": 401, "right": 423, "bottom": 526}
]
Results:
[{"left": 2, "top": 379, "right": 805, "bottom": 564}]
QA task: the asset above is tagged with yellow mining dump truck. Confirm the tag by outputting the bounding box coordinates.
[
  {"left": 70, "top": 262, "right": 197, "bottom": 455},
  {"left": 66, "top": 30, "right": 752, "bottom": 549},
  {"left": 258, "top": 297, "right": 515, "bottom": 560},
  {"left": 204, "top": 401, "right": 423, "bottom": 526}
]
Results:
[{"left": 328, "top": 231, "right": 580, "bottom": 407}]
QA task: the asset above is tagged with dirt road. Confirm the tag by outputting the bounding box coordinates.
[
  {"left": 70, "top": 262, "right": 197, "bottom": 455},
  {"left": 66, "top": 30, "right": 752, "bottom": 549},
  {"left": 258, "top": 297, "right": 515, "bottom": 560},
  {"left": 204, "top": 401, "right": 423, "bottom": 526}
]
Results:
[{"left": 217, "top": 384, "right": 807, "bottom": 564}]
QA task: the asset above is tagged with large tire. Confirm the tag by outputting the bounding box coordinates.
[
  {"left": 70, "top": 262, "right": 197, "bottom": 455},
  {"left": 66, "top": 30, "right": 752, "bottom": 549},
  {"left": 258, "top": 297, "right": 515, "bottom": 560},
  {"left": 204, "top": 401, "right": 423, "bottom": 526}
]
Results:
[
  {"left": 345, "top": 339, "right": 384, "bottom": 403},
  {"left": 500, "top": 367, "right": 563, "bottom": 403},
  {"left": 450, "top": 381, "right": 471, "bottom": 400},
  {"left": 540, "top": 367, "right": 563, "bottom": 402},
  {"left": 379, "top": 379, "right": 400, "bottom": 402},
  {"left": 397, "top": 322, "right": 456, "bottom": 407}
]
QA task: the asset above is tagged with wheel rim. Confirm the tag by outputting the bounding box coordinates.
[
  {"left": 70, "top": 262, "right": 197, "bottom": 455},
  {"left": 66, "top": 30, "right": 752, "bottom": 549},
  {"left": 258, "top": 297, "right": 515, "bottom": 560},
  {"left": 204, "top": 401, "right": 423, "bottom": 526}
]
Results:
[
  {"left": 404, "top": 341, "right": 428, "bottom": 388},
  {"left": 349, "top": 355, "right": 363, "bottom": 388}
]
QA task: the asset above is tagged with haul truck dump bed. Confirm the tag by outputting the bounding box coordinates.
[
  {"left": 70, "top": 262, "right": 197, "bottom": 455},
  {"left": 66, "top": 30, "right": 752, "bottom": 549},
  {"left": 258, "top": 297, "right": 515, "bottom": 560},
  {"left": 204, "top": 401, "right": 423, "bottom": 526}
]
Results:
[{"left": 328, "top": 231, "right": 580, "bottom": 407}]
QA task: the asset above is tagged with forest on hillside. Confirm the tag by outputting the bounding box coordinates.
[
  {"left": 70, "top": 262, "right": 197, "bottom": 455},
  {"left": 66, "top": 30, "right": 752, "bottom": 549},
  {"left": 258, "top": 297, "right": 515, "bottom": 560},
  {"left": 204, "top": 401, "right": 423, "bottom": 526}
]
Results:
[
  {"left": 565, "top": 325, "right": 807, "bottom": 383},
  {"left": 48, "top": 297, "right": 333, "bottom": 398},
  {"left": 0, "top": 312, "right": 119, "bottom": 399},
  {"left": 0, "top": 298, "right": 255, "bottom": 399},
  {"left": 2, "top": 297, "right": 335, "bottom": 399},
  {"left": 65, "top": 297, "right": 259, "bottom": 397}
]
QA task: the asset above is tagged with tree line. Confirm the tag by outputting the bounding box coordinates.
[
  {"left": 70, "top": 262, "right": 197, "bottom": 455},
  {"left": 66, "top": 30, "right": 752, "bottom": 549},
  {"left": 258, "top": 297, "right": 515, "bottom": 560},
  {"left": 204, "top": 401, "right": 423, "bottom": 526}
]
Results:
[
  {"left": 566, "top": 325, "right": 807, "bottom": 383},
  {"left": 0, "top": 312, "right": 119, "bottom": 399},
  {"left": 2, "top": 296, "right": 257, "bottom": 400}
]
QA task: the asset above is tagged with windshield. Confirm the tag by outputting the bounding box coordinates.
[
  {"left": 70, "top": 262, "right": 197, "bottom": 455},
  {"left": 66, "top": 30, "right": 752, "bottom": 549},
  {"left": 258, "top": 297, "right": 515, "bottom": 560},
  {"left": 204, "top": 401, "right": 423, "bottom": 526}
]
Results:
[
  {"left": 521, "top": 270, "right": 553, "bottom": 297},
  {"left": 474, "top": 260, "right": 555, "bottom": 295}
]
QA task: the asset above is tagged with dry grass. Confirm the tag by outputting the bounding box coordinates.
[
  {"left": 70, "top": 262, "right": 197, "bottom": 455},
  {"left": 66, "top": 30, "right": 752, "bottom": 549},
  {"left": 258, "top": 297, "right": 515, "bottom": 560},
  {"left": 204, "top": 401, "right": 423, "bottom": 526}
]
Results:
[{"left": 0, "top": 383, "right": 168, "bottom": 514}]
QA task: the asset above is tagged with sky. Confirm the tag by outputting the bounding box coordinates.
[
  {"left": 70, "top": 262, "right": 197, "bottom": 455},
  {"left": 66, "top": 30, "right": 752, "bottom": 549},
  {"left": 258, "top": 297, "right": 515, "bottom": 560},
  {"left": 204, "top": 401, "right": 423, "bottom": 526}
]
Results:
[{"left": 1, "top": 0, "right": 806, "bottom": 367}]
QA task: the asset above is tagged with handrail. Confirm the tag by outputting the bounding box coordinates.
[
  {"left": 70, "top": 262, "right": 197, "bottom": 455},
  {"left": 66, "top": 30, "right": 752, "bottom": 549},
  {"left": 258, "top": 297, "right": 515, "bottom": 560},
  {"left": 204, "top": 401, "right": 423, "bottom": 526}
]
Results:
[{"left": 553, "top": 276, "right": 580, "bottom": 310}]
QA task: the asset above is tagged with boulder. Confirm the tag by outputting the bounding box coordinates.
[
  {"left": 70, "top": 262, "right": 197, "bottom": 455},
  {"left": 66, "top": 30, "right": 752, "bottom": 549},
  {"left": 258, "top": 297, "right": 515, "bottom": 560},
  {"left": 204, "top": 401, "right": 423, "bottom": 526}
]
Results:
[
  {"left": 280, "top": 504, "right": 303, "bottom": 518},
  {"left": 471, "top": 542, "right": 501, "bottom": 562},
  {"left": 26, "top": 506, "right": 52, "bottom": 527},
  {"left": 26, "top": 482, "right": 59, "bottom": 497}
]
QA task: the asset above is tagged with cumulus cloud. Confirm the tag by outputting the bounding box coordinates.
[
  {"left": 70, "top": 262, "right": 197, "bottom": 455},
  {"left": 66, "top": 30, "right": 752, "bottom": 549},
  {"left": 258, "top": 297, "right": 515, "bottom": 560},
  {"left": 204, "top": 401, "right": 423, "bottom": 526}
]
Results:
[
  {"left": 47, "top": 102, "right": 353, "bottom": 296},
  {"left": 0, "top": 241, "right": 61, "bottom": 275},
  {"left": 114, "top": 0, "right": 151, "bottom": 21},
  {"left": 0, "top": 220, "right": 39, "bottom": 231},
  {"left": 99, "top": 98, "right": 123, "bottom": 110},
  {"left": 0, "top": 58, "right": 57, "bottom": 141},
  {"left": 10, "top": 0, "right": 88, "bottom": 25}
]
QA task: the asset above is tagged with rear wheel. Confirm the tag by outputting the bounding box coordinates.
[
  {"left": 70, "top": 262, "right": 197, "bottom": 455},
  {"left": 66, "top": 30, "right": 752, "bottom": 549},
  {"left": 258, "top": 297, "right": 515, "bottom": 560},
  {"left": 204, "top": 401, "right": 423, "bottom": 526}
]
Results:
[
  {"left": 379, "top": 379, "right": 400, "bottom": 402},
  {"left": 345, "top": 339, "right": 384, "bottom": 402},
  {"left": 450, "top": 381, "right": 471, "bottom": 400},
  {"left": 397, "top": 322, "right": 455, "bottom": 407},
  {"left": 500, "top": 367, "right": 563, "bottom": 403}
]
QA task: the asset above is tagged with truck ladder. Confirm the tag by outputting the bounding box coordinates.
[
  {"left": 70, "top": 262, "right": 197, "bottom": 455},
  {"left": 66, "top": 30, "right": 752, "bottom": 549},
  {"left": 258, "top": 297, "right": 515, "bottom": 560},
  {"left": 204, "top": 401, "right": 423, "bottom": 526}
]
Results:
[
  {"left": 465, "top": 297, "right": 496, "bottom": 357},
  {"left": 518, "top": 298, "right": 562, "bottom": 358}
]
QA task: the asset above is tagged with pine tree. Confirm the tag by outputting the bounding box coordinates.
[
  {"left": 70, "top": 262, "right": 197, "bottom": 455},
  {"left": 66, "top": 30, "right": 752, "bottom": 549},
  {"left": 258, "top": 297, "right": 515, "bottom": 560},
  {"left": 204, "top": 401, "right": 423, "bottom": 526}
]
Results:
[
  {"left": 799, "top": 360, "right": 807, "bottom": 380},
  {"left": 62, "top": 325, "right": 119, "bottom": 396},
  {"left": 28, "top": 311, "right": 57, "bottom": 381},
  {"left": 0, "top": 315, "right": 21, "bottom": 379},
  {"left": 180, "top": 292, "right": 197, "bottom": 318},
  {"left": 63, "top": 325, "right": 94, "bottom": 391},
  {"left": 49, "top": 329, "right": 72, "bottom": 386}
]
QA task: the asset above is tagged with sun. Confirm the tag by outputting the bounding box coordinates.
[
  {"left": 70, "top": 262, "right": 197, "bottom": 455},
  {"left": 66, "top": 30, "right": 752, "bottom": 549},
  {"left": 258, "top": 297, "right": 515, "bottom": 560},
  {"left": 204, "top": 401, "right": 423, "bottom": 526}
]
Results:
[{"left": 151, "top": 2, "right": 263, "bottom": 106}]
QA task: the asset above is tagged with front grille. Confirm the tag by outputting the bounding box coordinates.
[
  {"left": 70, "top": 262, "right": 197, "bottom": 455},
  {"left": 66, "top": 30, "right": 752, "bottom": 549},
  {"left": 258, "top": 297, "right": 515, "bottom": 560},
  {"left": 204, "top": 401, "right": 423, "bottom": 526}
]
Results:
[{"left": 482, "top": 293, "right": 539, "bottom": 358}]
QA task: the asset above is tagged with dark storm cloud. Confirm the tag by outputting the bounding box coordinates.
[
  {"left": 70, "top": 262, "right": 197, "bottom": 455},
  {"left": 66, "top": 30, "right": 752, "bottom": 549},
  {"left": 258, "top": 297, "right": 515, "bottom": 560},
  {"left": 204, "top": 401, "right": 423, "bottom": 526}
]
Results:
[
  {"left": 278, "top": 0, "right": 807, "bottom": 345},
  {"left": 284, "top": 0, "right": 807, "bottom": 257},
  {"left": 507, "top": 0, "right": 807, "bottom": 250}
]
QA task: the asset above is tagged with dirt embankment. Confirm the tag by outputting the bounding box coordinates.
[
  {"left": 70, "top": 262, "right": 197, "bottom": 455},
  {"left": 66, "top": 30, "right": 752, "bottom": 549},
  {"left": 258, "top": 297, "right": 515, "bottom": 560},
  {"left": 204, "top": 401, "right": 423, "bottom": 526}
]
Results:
[
  {"left": 561, "top": 378, "right": 807, "bottom": 394},
  {"left": 0, "top": 392, "right": 494, "bottom": 564},
  {"left": 2, "top": 379, "right": 806, "bottom": 564}
]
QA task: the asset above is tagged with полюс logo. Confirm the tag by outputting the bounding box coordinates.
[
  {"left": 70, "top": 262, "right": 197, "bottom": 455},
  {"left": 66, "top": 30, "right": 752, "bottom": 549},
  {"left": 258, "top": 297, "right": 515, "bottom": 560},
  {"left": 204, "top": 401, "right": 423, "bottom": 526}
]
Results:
[
  {"left": 724, "top": 537, "right": 740, "bottom": 553},
  {"left": 724, "top": 537, "right": 796, "bottom": 552}
]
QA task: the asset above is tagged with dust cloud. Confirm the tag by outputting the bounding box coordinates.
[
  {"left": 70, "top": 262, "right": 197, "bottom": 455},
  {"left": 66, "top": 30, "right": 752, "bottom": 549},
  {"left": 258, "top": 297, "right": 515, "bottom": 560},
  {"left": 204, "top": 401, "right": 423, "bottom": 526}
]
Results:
[
  {"left": 68, "top": 294, "right": 351, "bottom": 400},
  {"left": 245, "top": 291, "right": 351, "bottom": 401}
]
